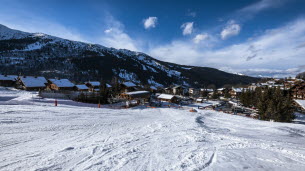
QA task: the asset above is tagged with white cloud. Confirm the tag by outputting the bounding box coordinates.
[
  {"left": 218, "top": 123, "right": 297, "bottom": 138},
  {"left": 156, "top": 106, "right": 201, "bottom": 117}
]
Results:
[
  {"left": 220, "top": 20, "right": 241, "bottom": 40},
  {"left": 143, "top": 17, "right": 158, "bottom": 29},
  {"left": 240, "top": 0, "right": 287, "bottom": 15},
  {"left": 102, "top": 16, "right": 139, "bottom": 51},
  {"left": 0, "top": 13, "right": 87, "bottom": 43},
  {"left": 193, "top": 33, "right": 209, "bottom": 44},
  {"left": 149, "top": 18, "right": 305, "bottom": 77},
  {"left": 181, "top": 22, "right": 194, "bottom": 35},
  {"left": 236, "top": 0, "right": 289, "bottom": 22}
]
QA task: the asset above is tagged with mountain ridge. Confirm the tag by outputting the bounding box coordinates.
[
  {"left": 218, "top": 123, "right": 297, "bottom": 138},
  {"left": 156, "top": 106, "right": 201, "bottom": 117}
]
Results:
[{"left": 0, "top": 24, "right": 259, "bottom": 88}]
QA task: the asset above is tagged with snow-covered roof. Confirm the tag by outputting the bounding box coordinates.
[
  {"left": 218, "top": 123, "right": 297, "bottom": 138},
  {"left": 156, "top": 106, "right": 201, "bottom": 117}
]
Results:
[
  {"left": 217, "top": 88, "right": 225, "bottom": 91},
  {"left": 106, "top": 83, "right": 112, "bottom": 88},
  {"left": 125, "top": 91, "right": 150, "bottom": 95},
  {"left": 123, "top": 82, "right": 136, "bottom": 87},
  {"left": 200, "top": 88, "right": 214, "bottom": 92},
  {"left": 49, "top": 79, "right": 74, "bottom": 88},
  {"left": 158, "top": 94, "right": 175, "bottom": 100},
  {"left": 20, "top": 76, "right": 47, "bottom": 88},
  {"left": 87, "top": 81, "right": 100, "bottom": 87},
  {"left": 295, "top": 100, "right": 305, "bottom": 109},
  {"left": 75, "top": 84, "right": 88, "bottom": 90},
  {"left": 0, "top": 74, "right": 18, "bottom": 81},
  {"left": 232, "top": 88, "right": 244, "bottom": 93}
]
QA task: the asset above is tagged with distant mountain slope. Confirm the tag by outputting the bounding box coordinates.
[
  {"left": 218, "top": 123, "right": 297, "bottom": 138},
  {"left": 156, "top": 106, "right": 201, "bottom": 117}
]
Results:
[{"left": 0, "top": 24, "right": 259, "bottom": 87}]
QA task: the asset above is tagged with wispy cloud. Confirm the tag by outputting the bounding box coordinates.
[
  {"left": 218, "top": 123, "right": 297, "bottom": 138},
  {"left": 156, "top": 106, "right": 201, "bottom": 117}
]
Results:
[
  {"left": 102, "top": 15, "right": 139, "bottom": 51},
  {"left": 181, "top": 22, "right": 194, "bottom": 35},
  {"left": 236, "top": 0, "right": 289, "bottom": 22},
  {"left": 0, "top": 10, "right": 87, "bottom": 42},
  {"left": 143, "top": 17, "right": 158, "bottom": 29},
  {"left": 193, "top": 33, "right": 209, "bottom": 44},
  {"left": 220, "top": 20, "right": 241, "bottom": 40},
  {"left": 240, "top": 0, "right": 287, "bottom": 14}
]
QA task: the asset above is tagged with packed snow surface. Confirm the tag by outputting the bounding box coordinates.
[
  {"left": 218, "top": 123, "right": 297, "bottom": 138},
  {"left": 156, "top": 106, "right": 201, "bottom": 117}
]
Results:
[{"left": 1, "top": 87, "right": 305, "bottom": 170}]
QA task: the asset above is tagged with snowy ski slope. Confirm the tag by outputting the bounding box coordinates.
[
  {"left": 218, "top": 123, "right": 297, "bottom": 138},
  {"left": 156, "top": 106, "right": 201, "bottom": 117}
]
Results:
[{"left": 1, "top": 87, "right": 305, "bottom": 170}]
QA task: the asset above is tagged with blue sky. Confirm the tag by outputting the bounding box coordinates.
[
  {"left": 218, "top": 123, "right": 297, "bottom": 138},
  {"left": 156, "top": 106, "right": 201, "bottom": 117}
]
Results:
[{"left": 1, "top": 0, "right": 305, "bottom": 77}]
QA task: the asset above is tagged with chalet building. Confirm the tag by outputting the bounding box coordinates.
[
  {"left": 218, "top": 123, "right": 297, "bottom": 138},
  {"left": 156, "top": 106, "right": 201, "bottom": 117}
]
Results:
[
  {"left": 229, "top": 88, "right": 245, "bottom": 98},
  {"left": 16, "top": 76, "right": 47, "bottom": 91},
  {"left": 85, "top": 81, "right": 100, "bottom": 92},
  {"left": 74, "top": 84, "right": 89, "bottom": 91},
  {"left": 120, "top": 91, "right": 150, "bottom": 101},
  {"left": 47, "top": 78, "right": 75, "bottom": 91},
  {"left": 120, "top": 81, "right": 137, "bottom": 92},
  {"left": 0, "top": 74, "right": 18, "bottom": 87},
  {"left": 157, "top": 94, "right": 179, "bottom": 103},
  {"left": 248, "top": 83, "right": 259, "bottom": 91},
  {"left": 200, "top": 88, "right": 213, "bottom": 93},
  {"left": 189, "top": 88, "right": 200, "bottom": 96},
  {"left": 291, "top": 82, "right": 305, "bottom": 100},
  {"left": 164, "top": 87, "right": 172, "bottom": 94},
  {"left": 217, "top": 88, "right": 225, "bottom": 95},
  {"left": 294, "top": 99, "right": 305, "bottom": 112},
  {"left": 284, "top": 81, "right": 295, "bottom": 90},
  {"left": 172, "top": 85, "right": 184, "bottom": 95}
]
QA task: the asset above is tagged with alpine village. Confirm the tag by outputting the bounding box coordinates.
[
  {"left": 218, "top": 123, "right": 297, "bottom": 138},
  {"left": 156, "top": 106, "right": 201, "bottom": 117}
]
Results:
[{"left": 1, "top": 72, "right": 305, "bottom": 123}]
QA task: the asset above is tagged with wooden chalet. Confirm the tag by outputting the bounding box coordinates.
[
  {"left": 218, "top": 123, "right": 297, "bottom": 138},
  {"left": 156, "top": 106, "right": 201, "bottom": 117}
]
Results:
[
  {"left": 172, "top": 85, "right": 184, "bottom": 95},
  {"left": 16, "top": 76, "right": 47, "bottom": 91},
  {"left": 291, "top": 82, "right": 305, "bottom": 100},
  {"left": 121, "top": 91, "right": 150, "bottom": 101},
  {"left": 120, "top": 81, "right": 137, "bottom": 92},
  {"left": 217, "top": 88, "right": 225, "bottom": 95},
  {"left": 74, "top": 84, "right": 89, "bottom": 91},
  {"left": 157, "top": 94, "right": 179, "bottom": 103},
  {"left": 164, "top": 87, "right": 172, "bottom": 94},
  {"left": 0, "top": 74, "right": 18, "bottom": 87},
  {"left": 294, "top": 99, "right": 305, "bottom": 112},
  {"left": 229, "top": 88, "right": 245, "bottom": 98},
  {"left": 85, "top": 81, "right": 100, "bottom": 92},
  {"left": 189, "top": 88, "right": 200, "bottom": 96},
  {"left": 47, "top": 78, "right": 75, "bottom": 91}
]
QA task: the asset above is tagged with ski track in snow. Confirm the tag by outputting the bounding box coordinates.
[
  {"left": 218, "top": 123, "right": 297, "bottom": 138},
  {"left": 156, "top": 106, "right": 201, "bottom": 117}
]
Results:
[{"left": 1, "top": 87, "right": 305, "bottom": 170}]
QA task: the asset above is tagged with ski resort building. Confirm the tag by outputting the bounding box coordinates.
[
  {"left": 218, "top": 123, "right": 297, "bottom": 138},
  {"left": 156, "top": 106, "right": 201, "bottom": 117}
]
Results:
[
  {"left": 291, "top": 82, "right": 305, "bottom": 100},
  {"left": 47, "top": 78, "right": 75, "bottom": 91},
  {"left": 157, "top": 94, "right": 179, "bottom": 103},
  {"left": 74, "top": 84, "right": 89, "bottom": 91},
  {"left": 120, "top": 91, "right": 150, "bottom": 100},
  {"left": 121, "top": 81, "right": 137, "bottom": 92},
  {"left": 16, "top": 76, "right": 47, "bottom": 91},
  {"left": 189, "top": 88, "right": 200, "bottom": 97},
  {"left": 85, "top": 81, "right": 100, "bottom": 92},
  {"left": 0, "top": 74, "right": 18, "bottom": 87},
  {"left": 294, "top": 99, "right": 305, "bottom": 112}
]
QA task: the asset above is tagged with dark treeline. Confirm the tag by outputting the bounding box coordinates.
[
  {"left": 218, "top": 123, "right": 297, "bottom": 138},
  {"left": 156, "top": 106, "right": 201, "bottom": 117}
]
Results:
[{"left": 240, "top": 87, "right": 295, "bottom": 122}]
